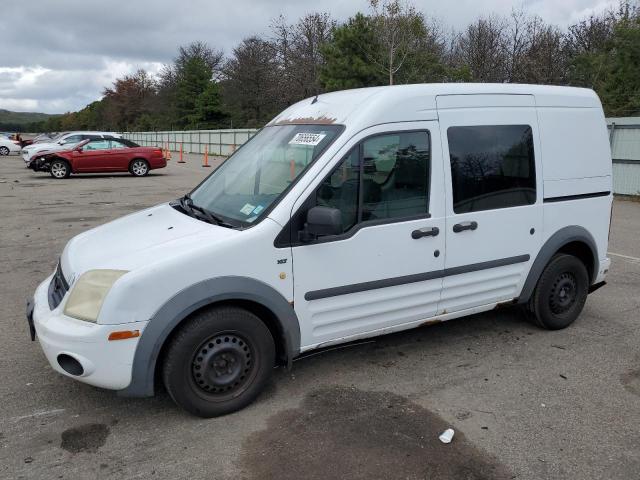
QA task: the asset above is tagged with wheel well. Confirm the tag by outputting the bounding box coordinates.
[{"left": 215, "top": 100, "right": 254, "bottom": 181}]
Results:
[
  {"left": 155, "top": 299, "right": 287, "bottom": 386},
  {"left": 557, "top": 241, "right": 595, "bottom": 281}
]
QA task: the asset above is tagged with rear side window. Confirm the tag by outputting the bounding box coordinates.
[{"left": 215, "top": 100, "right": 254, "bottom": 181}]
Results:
[{"left": 447, "top": 125, "right": 536, "bottom": 213}]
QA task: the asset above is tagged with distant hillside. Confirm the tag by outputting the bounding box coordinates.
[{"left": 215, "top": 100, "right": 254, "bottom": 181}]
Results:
[{"left": 0, "top": 109, "right": 57, "bottom": 131}]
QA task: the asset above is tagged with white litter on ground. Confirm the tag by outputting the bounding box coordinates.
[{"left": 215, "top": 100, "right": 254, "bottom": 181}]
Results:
[{"left": 439, "top": 428, "right": 455, "bottom": 444}]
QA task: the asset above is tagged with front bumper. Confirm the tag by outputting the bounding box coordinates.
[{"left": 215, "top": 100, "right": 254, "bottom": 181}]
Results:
[{"left": 28, "top": 274, "right": 148, "bottom": 390}]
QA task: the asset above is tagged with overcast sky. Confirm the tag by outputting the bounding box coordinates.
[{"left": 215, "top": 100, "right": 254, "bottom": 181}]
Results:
[{"left": 0, "top": 0, "right": 616, "bottom": 114}]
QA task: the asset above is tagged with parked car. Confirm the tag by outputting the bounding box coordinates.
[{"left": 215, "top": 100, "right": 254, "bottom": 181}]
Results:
[
  {"left": 0, "top": 136, "right": 21, "bottom": 155},
  {"left": 28, "top": 137, "right": 167, "bottom": 178},
  {"left": 21, "top": 131, "right": 121, "bottom": 163},
  {"left": 26, "top": 84, "right": 612, "bottom": 417}
]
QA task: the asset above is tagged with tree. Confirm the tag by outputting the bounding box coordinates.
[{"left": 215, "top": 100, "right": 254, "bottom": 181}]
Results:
[
  {"left": 320, "top": 13, "right": 385, "bottom": 90},
  {"left": 271, "top": 13, "right": 336, "bottom": 101},
  {"left": 174, "top": 55, "right": 214, "bottom": 127},
  {"left": 192, "top": 81, "right": 228, "bottom": 128},
  {"left": 223, "top": 37, "right": 282, "bottom": 127},
  {"left": 451, "top": 16, "right": 508, "bottom": 82},
  {"left": 102, "top": 69, "right": 157, "bottom": 130},
  {"left": 596, "top": 16, "right": 640, "bottom": 116},
  {"left": 366, "top": 0, "right": 432, "bottom": 85}
]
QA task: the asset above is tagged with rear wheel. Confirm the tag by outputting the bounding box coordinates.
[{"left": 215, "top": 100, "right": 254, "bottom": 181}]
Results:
[
  {"left": 0, "top": 146, "right": 9, "bottom": 156},
  {"left": 129, "top": 159, "right": 149, "bottom": 177},
  {"left": 49, "top": 159, "right": 70, "bottom": 179},
  {"left": 162, "top": 306, "right": 275, "bottom": 417},
  {"left": 524, "top": 253, "right": 589, "bottom": 330}
]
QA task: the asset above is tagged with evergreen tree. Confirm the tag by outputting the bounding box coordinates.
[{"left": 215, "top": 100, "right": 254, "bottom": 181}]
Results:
[{"left": 320, "top": 13, "right": 385, "bottom": 91}]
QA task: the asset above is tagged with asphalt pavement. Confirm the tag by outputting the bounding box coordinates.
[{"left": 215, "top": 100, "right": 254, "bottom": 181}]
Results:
[{"left": 1, "top": 153, "right": 639, "bottom": 479}]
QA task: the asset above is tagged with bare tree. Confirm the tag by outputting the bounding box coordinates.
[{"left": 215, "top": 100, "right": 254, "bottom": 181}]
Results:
[
  {"left": 366, "top": 0, "right": 427, "bottom": 85},
  {"left": 452, "top": 16, "right": 508, "bottom": 82},
  {"left": 271, "top": 13, "right": 335, "bottom": 101},
  {"left": 223, "top": 37, "right": 282, "bottom": 127}
]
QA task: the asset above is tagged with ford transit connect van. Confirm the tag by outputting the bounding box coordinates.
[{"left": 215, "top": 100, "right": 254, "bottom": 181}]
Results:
[{"left": 26, "top": 84, "right": 612, "bottom": 417}]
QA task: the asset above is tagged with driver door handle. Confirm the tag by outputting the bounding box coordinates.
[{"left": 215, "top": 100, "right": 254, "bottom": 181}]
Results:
[
  {"left": 453, "top": 221, "right": 478, "bottom": 233},
  {"left": 411, "top": 227, "right": 439, "bottom": 239}
]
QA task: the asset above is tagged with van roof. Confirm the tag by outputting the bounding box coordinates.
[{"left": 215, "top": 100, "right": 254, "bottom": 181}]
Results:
[{"left": 268, "top": 83, "right": 601, "bottom": 128}]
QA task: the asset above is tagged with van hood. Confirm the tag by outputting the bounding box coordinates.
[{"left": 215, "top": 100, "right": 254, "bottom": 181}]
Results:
[{"left": 60, "top": 203, "right": 237, "bottom": 283}]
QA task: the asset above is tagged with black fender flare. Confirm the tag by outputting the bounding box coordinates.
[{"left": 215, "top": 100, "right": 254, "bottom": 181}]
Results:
[
  {"left": 518, "top": 225, "right": 599, "bottom": 304},
  {"left": 118, "top": 276, "right": 301, "bottom": 398}
]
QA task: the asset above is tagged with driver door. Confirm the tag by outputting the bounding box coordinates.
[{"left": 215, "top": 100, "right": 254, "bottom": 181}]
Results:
[
  {"left": 73, "top": 138, "right": 111, "bottom": 172},
  {"left": 289, "top": 122, "right": 446, "bottom": 350}
]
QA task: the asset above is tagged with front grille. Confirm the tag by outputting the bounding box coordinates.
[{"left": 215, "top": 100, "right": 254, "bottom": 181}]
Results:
[{"left": 48, "top": 262, "right": 69, "bottom": 310}]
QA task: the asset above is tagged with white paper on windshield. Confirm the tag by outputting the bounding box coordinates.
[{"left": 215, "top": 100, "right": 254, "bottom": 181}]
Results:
[
  {"left": 240, "top": 203, "right": 256, "bottom": 215},
  {"left": 288, "top": 132, "right": 326, "bottom": 146}
]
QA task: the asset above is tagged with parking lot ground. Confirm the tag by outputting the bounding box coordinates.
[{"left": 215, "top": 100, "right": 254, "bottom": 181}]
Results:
[{"left": 1, "top": 154, "right": 639, "bottom": 480}]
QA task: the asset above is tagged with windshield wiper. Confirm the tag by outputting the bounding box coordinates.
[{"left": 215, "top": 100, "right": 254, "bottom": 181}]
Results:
[{"left": 178, "top": 194, "right": 235, "bottom": 228}]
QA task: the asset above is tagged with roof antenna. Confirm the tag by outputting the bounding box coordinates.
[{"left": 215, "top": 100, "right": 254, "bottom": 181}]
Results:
[{"left": 311, "top": 94, "right": 318, "bottom": 105}]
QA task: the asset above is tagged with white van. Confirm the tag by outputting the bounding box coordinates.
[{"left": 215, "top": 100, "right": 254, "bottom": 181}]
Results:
[{"left": 26, "top": 84, "right": 612, "bottom": 417}]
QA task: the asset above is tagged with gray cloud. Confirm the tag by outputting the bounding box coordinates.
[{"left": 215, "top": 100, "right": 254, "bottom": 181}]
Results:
[{"left": 0, "top": 0, "right": 617, "bottom": 113}]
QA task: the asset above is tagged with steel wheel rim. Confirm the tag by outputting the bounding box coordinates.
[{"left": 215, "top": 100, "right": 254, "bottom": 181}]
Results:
[
  {"left": 51, "top": 162, "right": 66, "bottom": 178},
  {"left": 549, "top": 272, "right": 577, "bottom": 314},
  {"left": 132, "top": 161, "right": 147, "bottom": 175},
  {"left": 0, "top": 147, "right": 9, "bottom": 155},
  {"left": 190, "top": 333, "right": 254, "bottom": 397}
]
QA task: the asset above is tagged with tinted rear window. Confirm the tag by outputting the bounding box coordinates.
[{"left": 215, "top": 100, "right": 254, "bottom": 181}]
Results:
[{"left": 448, "top": 125, "right": 536, "bottom": 213}]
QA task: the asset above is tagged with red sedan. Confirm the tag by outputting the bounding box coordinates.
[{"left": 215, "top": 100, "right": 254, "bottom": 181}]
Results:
[{"left": 28, "top": 137, "right": 167, "bottom": 179}]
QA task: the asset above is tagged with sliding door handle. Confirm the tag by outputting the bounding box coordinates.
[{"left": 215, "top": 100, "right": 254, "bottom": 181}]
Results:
[
  {"left": 411, "top": 227, "right": 439, "bottom": 239},
  {"left": 453, "top": 221, "right": 478, "bottom": 233}
]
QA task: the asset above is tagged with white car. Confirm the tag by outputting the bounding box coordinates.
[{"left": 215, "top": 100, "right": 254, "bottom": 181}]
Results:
[
  {"left": 27, "top": 84, "right": 612, "bottom": 417},
  {"left": 22, "top": 131, "right": 121, "bottom": 163},
  {"left": 0, "top": 137, "right": 21, "bottom": 155}
]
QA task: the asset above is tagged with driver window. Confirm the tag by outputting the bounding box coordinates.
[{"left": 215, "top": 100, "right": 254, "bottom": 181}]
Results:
[
  {"left": 311, "top": 130, "right": 430, "bottom": 237},
  {"left": 316, "top": 148, "right": 359, "bottom": 233}
]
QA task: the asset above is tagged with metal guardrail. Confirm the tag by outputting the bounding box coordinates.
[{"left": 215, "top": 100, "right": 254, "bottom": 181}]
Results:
[{"left": 121, "top": 129, "right": 259, "bottom": 156}]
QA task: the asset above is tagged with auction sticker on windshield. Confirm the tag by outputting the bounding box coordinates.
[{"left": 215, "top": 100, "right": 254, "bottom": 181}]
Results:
[
  {"left": 240, "top": 203, "right": 256, "bottom": 215},
  {"left": 288, "top": 132, "right": 326, "bottom": 146}
]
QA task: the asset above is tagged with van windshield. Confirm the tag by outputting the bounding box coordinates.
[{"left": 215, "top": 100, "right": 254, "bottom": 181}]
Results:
[{"left": 189, "top": 124, "right": 342, "bottom": 226}]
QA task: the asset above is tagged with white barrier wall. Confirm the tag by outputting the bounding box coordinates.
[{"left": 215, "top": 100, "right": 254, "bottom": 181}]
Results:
[
  {"left": 608, "top": 118, "right": 640, "bottom": 196},
  {"left": 121, "top": 129, "right": 259, "bottom": 156}
]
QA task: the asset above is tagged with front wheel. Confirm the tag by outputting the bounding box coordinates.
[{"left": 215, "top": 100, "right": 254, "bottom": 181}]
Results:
[
  {"left": 0, "top": 146, "right": 9, "bottom": 156},
  {"left": 49, "top": 159, "right": 71, "bottom": 179},
  {"left": 162, "top": 306, "right": 275, "bottom": 417},
  {"left": 129, "top": 159, "right": 149, "bottom": 176},
  {"left": 524, "top": 253, "right": 589, "bottom": 330}
]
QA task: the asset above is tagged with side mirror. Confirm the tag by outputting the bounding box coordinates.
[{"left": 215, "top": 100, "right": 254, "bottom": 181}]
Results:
[
  {"left": 74, "top": 145, "right": 83, "bottom": 152},
  {"left": 299, "top": 206, "right": 342, "bottom": 242}
]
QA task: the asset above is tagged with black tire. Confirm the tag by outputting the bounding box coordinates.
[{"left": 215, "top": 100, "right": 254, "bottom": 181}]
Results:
[
  {"left": 49, "top": 159, "right": 71, "bottom": 179},
  {"left": 162, "top": 306, "right": 275, "bottom": 417},
  {"left": 129, "top": 159, "right": 149, "bottom": 177},
  {"left": 0, "top": 146, "right": 9, "bottom": 156},
  {"left": 524, "top": 253, "right": 589, "bottom": 330}
]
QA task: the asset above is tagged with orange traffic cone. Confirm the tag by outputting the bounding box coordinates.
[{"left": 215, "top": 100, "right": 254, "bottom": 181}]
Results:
[
  {"left": 178, "top": 143, "right": 185, "bottom": 163},
  {"left": 166, "top": 142, "right": 172, "bottom": 161},
  {"left": 202, "top": 146, "right": 210, "bottom": 167}
]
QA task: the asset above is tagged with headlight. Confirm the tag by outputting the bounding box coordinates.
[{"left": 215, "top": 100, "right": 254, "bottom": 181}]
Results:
[{"left": 64, "top": 270, "right": 128, "bottom": 322}]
